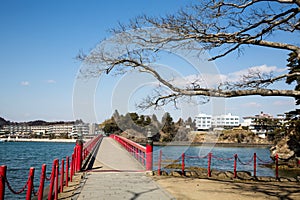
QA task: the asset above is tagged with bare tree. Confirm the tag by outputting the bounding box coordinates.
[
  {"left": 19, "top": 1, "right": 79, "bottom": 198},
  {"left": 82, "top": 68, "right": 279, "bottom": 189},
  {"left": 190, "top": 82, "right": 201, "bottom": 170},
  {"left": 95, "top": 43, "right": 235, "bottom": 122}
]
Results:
[{"left": 79, "top": 0, "right": 300, "bottom": 108}]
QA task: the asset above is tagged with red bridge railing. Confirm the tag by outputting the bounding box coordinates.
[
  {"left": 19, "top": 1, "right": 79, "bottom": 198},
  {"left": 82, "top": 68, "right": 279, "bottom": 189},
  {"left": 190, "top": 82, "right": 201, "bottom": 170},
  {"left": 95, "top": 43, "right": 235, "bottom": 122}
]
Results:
[
  {"left": 156, "top": 150, "right": 278, "bottom": 179},
  {"left": 0, "top": 134, "right": 103, "bottom": 200},
  {"left": 110, "top": 134, "right": 153, "bottom": 170}
]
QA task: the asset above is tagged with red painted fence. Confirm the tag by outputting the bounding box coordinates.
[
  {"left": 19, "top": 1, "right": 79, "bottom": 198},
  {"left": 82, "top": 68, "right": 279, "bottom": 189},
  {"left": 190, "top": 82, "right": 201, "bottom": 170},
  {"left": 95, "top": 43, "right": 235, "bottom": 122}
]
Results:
[
  {"left": 110, "top": 134, "right": 153, "bottom": 171},
  {"left": 0, "top": 135, "right": 102, "bottom": 200},
  {"left": 157, "top": 150, "right": 278, "bottom": 179}
]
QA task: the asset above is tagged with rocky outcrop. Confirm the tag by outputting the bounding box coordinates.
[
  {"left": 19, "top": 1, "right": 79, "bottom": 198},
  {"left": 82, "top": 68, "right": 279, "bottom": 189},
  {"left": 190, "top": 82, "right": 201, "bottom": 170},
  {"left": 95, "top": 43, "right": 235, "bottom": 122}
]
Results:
[{"left": 270, "top": 135, "right": 300, "bottom": 167}]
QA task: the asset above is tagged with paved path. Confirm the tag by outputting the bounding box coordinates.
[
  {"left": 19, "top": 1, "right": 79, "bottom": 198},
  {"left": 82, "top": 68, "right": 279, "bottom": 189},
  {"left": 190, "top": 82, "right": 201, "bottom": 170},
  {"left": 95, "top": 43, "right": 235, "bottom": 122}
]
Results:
[{"left": 77, "top": 137, "right": 174, "bottom": 200}]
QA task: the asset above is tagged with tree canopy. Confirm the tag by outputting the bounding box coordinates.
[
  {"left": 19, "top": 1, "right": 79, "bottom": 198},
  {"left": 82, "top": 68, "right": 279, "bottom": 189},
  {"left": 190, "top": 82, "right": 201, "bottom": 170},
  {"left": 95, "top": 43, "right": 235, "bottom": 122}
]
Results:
[{"left": 80, "top": 0, "right": 300, "bottom": 109}]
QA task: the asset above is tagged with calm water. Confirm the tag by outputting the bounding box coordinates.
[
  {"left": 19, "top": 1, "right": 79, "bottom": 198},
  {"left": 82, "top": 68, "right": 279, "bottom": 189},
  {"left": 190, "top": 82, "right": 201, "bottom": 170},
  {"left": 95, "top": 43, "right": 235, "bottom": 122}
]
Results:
[
  {"left": 153, "top": 145, "right": 300, "bottom": 178},
  {"left": 0, "top": 142, "right": 299, "bottom": 199},
  {"left": 0, "top": 142, "right": 75, "bottom": 199}
]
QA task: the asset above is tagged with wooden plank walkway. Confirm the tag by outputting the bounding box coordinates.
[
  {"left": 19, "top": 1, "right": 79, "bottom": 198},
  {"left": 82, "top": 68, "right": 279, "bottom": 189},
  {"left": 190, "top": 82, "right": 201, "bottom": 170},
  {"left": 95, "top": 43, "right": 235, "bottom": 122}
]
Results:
[{"left": 77, "top": 137, "right": 174, "bottom": 200}]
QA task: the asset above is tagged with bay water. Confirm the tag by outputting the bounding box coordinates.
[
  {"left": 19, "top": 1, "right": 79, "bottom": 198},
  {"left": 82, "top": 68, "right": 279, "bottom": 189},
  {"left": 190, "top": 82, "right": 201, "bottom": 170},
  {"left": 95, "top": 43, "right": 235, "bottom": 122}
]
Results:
[
  {"left": 0, "top": 141, "right": 298, "bottom": 199},
  {"left": 153, "top": 145, "right": 300, "bottom": 178},
  {"left": 0, "top": 142, "right": 75, "bottom": 199}
]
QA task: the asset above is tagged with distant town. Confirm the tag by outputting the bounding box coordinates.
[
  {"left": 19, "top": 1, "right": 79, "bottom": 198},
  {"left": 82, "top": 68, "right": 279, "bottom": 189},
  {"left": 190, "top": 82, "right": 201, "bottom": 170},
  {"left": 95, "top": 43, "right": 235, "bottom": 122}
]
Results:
[
  {"left": 0, "top": 111, "right": 287, "bottom": 140},
  {"left": 0, "top": 118, "right": 100, "bottom": 140}
]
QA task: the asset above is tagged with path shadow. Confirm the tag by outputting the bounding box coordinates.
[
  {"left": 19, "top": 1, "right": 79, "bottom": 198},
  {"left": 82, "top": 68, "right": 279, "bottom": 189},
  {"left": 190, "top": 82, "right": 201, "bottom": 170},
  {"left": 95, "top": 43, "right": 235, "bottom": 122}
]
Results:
[{"left": 82, "top": 137, "right": 103, "bottom": 171}]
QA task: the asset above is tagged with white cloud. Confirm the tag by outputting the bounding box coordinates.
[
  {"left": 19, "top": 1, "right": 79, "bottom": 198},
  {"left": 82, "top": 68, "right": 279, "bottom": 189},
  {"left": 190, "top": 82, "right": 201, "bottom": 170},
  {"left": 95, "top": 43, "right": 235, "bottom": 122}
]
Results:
[
  {"left": 170, "top": 74, "right": 226, "bottom": 88},
  {"left": 20, "top": 81, "right": 30, "bottom": 86},
  {"left": 226, "top": 64, "right": 286, "bottom": 82},
  {"left": 272, "top": 100, "right": 294, "bottom": 106},
  {"left": 170, "top": 64, "right": 286, "bottom": 88},
  {"left": 46, "top": 80, "right": 56, "bottom": 84},
  {"left": 241, "top": 102, "right": 262, "bottom": 108}
]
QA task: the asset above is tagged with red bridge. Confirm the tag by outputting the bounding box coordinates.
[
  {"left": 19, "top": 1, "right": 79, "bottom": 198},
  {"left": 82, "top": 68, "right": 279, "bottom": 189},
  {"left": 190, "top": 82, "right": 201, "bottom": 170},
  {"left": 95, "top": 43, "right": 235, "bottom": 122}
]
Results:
[
  {"left": 0, "top": 134, "right": 280, "bottom": 199},
  {"left": 0, "top": 135, "right": 173, "bottom": 200}
]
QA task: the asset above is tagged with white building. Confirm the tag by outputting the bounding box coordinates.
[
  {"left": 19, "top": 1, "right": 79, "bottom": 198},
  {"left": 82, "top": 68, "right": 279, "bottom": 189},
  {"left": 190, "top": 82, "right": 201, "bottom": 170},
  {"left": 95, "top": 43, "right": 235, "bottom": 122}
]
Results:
[
  {"left": 2, "top": 124, "right": 31, "bottom": 135},
  {"left": 195, "top": 113, "right": 240, "bottom": 130},
  {"left": 30, "top": 125, "right": 49, "bottom": 136},
  {"left": 241, "top": 112, "right": 285, "bottom": 135},
  {"left": 71, "top": 123, "right": 89, "bottom": 137},
  {"left": 212, "top": 113, "right": 240, "bottom": 128},
  {"left": 48, "top": 123, "right": 73, "bottom": 137},
  {"left": 195, "top": 113, "right": 212, "bottom": 130}
]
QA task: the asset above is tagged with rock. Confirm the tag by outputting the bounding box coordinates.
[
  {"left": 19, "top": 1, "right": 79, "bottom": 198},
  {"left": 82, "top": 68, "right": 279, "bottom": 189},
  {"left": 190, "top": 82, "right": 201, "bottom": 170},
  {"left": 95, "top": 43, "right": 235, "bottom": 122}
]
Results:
[
  {"left": 195, "top": 170, "right": 207, "bottom": 178},
  {"left": 257, "top": 176, "right": 273, "bottom": 182},
  {"left": 270, "top": 135, "right": 300, "bottom": 166},
  {"left": 170, "top": 171, "right": 182, "bottom": 177},
  {"left": 224, "top": 171, "right": 234, "bottom": 178},
  {"left": 145, "top": 171, "right": 154, "bottom": 176},
  {"left": 236, "top": 171, "right": 252, "bottom": 180},
  {"left": 161, "top": 171, "right": 168, "bottom": 176},
  {"left": 286, "top": 177, "right": 297, "bottom": 182},
  {"left": 217, "top": 172, "right": 229, "bottom": 179},
  {"left": 187, "top": 171, "right": 198, "bottom": 177},
  {"left": 211, "top": 170, "right": 220, "bottom": 177}
]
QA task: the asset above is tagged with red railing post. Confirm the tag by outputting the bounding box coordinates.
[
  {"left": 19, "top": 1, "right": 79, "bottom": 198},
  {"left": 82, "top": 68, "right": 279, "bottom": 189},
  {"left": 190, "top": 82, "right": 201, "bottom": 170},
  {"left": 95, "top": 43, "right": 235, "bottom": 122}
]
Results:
[
  {"left": 234, "top": 154, "right": 237, "bottom": 178},
  {"left": 158, "top": 150, "right": 162, "bottom": 176},
  {"left": 60, "top": 159, "right": 64, "bottom": 193},
  {"left": 70, "top": 154, "right": 74, "bottom": 182},
  {"left": 26, "top": 167, "right": 35, "bottom": 200},
  {"left": 207, "top": 153, "right": 212, "bottom": 177},
  {"left": 48, "top": 159, "right": 58, "bottom": 200},
  {"left": 182, "top": 153, "right": 185, "bottom": 175},
  {"left": 73, "top": 146, "right": 77, "bottom": 172},
  {"left": 135, "top": 147, "right": 138, "bottom": 160},
  {"left": 0, "top": 165, "right": 7, "bottom": 200},
  {"left": 76, "top": 140, "right": 83, "bottom": 172},
  {"left": 66, "top": 156, "right": 69, "bottom": 187},
  {"left": 54, "top": 162, "right": 59, "bottom": 200},
  {"left": 275, "top": 154, "right": 279, "bottom": 179},
  {"left": 38, "top": 164, "right": 46, "bottom": 200},
  {"left": 253, "top": 153, "right": 257, "bottom": 177},
  {"left": 146, "top": 135, "right": 153, "bottom": 171}
]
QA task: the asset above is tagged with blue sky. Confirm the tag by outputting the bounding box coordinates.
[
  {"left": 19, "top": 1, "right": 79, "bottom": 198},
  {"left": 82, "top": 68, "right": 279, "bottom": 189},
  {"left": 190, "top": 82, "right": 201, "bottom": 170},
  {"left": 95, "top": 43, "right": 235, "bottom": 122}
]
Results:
[{"left": 0, "top": 0, "right": 298, "bottom": 123}]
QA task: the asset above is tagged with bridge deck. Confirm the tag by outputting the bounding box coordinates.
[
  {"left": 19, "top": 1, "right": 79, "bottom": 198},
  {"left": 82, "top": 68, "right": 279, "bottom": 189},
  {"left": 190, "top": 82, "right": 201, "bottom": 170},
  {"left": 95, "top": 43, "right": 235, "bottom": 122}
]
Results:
[{"left": 77, "top": 137, "right": 174, "bottom": 200}]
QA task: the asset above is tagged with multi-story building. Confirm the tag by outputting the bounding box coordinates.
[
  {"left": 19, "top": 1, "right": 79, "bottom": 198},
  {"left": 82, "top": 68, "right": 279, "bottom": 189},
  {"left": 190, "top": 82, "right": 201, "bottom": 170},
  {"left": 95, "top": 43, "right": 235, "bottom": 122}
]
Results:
[
  {"left": 195, "top": 113, "right": 212, "bottom": 130},
  {"left": 212, "top": 113, "right": 240, "bottom": 128},
  {"left": 0, "top": 121, "right": 97, "bottom": 138},
  {"left": 71, "top": 123, "right": 90, "bottom": 137},
  {"left": 195, "top": 113, "right": 240, "bottom": 130},
  {"left": 2, "top": 124, "right": 31, "bottom": 135},
  {"left": 48, "top": 123, "right": 74, "bottom": 137},
  {"left": 241, "top": 111, "right": 284, "bottom": 135},
  {"left": 30, "top": 125, "right": 49, "bottom": 136}
]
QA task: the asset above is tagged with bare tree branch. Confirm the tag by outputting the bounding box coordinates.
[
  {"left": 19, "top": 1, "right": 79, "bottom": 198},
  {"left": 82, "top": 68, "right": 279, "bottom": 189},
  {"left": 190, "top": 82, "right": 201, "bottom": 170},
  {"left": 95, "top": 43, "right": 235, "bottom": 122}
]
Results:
[{"left": 80, "top": 0, "right": 300, "bottom": 108}]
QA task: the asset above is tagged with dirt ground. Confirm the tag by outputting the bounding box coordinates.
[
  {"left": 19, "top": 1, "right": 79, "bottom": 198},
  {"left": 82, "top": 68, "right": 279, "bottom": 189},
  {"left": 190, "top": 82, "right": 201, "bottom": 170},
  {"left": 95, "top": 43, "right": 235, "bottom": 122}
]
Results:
[
  {"left": 57, "top": 173, "right": 85, "bottom": 200},
  {"left": 153, "top": 176, "right": 300, "bottom": 200},
  {"left": 58, "top": 172, "right": 300, "bottom": 200}
]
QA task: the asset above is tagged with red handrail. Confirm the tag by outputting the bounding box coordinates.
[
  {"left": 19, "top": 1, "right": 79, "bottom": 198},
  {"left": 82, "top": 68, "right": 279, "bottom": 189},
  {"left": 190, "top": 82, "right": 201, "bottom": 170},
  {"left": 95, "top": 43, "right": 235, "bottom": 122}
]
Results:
[
  {"left": 0, "top": 135, "right": 103, "bottom": 200},
  {"left": 110, "top": 134, "right": 146, "bottom": 152},
  {"left": 110, "top": 134, "right": 153, "bottom": 170}
]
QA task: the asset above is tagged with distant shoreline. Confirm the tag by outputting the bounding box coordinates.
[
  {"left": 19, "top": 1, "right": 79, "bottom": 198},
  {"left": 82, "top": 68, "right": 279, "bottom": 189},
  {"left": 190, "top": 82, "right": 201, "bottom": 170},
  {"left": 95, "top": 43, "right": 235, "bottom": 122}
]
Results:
[
  {"left": 153, "top": 142, "right": 272, "bottom": 148},
  {"left": 0, "top": 138, "right": 77, "bottom": 143}
]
